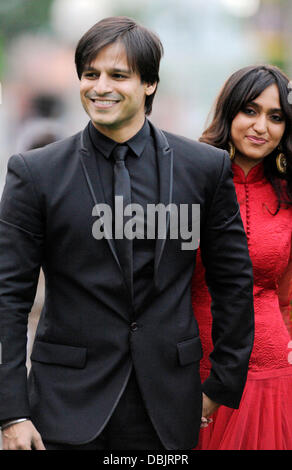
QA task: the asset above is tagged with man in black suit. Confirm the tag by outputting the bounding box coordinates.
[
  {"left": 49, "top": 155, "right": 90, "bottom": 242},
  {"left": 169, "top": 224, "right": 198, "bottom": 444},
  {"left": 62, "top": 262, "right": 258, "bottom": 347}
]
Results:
[{"left": 0, "top": 17, "right": 254, "bottom": 450}]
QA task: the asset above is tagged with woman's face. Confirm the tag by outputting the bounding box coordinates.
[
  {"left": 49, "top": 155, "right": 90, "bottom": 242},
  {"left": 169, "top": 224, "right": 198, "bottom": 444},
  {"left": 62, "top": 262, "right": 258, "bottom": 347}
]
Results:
[{"left": 230, "top": 84, "right": 286, "bottom": 170}]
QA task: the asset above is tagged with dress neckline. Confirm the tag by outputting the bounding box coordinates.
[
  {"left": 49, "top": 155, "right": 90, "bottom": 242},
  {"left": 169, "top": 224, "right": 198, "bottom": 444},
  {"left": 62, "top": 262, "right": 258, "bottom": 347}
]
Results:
[{"left": 232, "top": 161, "right": 265, "bottom": 184}]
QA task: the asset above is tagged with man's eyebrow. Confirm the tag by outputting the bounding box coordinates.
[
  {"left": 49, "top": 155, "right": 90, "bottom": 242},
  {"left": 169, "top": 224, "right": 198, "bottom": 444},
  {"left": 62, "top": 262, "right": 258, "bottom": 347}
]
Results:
[{"left": 83, "top": 65, "right": 132, "bottom": 74}]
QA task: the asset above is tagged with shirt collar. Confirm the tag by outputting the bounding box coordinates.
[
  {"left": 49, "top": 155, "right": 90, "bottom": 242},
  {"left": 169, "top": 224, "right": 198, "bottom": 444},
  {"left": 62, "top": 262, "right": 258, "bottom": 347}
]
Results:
[
  {"left": 89, "top": 119, "right": 150, "bottom": 159},
  {"left": 232, "top": 161, "right": 266, "bottom": 184}
]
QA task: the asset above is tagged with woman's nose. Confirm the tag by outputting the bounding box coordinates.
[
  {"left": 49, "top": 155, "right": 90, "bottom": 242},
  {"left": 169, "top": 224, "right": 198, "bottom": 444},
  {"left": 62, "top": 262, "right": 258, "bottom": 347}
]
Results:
[{"left": 252, "top": 114, "right": 268, "bottom": 134}]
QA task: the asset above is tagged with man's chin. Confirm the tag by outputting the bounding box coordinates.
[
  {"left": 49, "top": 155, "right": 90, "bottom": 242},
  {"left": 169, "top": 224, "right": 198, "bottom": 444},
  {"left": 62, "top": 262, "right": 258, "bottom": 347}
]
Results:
[{"left": 91, "top": 118, "right": 122, "bottom": 132}]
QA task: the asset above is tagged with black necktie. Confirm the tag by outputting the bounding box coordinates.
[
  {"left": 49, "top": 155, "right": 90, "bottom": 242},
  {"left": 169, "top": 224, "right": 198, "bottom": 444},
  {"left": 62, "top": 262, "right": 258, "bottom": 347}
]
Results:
[{"left": 112, "top": 144, "right": 133, "bottom": 299}]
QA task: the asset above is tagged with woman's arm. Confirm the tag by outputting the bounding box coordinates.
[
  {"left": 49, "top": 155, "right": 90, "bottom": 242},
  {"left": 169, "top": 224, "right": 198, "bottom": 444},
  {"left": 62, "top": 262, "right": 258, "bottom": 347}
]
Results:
[{"left": 278, "top": 238, "right": 292, "bottom": 336}]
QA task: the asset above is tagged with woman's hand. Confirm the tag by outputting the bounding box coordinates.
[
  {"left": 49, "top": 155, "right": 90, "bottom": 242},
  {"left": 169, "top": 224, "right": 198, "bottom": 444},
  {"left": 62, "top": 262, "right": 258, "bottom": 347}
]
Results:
[{"left": 201, "top": 392, "right": 220, "bottom": 428}]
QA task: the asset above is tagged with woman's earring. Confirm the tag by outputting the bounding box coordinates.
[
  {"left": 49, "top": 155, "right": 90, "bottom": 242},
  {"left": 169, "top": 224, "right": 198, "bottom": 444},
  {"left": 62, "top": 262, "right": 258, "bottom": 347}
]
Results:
[
  {"left": 276, "top": 152, "right": 287, "bottom": 174},
  {"left": 228, "top": 142, "right": 236, "bottom": 160}
]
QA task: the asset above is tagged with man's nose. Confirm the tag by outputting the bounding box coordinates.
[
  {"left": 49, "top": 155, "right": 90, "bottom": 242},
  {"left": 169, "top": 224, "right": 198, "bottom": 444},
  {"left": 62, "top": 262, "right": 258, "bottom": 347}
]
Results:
[
  {"left": 253, "top": 114, "right": 268, "bottom": 134},
  {"left": 93, "top": 74, "right": 113, "bottom": 95}
]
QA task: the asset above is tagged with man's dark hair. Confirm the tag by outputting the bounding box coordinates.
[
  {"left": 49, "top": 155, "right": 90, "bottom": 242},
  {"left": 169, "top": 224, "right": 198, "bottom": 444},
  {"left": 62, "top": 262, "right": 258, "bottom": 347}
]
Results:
[{"left": 75, "top": 16, "right": 164, "bottom": 115}]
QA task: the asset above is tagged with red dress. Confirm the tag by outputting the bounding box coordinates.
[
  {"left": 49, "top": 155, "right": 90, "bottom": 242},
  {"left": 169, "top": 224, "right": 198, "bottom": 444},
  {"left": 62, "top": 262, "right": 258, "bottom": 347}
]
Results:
[{"left": 192, "top": 161, "right": 292, "bottom": 450}]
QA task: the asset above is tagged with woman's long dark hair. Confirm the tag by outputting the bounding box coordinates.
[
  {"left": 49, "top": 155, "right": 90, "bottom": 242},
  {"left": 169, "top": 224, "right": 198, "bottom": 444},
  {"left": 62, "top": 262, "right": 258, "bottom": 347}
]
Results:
[{"left": 199, "top": 64, "right": 292, "bottom": 213}]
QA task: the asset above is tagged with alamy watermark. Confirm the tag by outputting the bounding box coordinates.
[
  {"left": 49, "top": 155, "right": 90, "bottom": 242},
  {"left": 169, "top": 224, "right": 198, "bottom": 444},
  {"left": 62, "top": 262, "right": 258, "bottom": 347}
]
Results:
[{"left": 92, "top": 197, "right": 200, "bottom": 251}]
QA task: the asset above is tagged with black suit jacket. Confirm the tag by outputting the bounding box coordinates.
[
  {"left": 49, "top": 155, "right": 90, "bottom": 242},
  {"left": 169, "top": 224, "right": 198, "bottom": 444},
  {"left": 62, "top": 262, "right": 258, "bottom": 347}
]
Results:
[{"left": 0, "top": 120, "right": 254, "bottom": 449}]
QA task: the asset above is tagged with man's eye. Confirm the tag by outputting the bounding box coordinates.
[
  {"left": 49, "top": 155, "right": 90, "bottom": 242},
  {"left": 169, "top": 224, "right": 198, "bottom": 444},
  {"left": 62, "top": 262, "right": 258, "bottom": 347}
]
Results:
[
  {"left": 113, "top": 74, "right": 126, "bottom": 79},
  {"left": 84, "top": 73, "right": 98, "bottom": 79}
]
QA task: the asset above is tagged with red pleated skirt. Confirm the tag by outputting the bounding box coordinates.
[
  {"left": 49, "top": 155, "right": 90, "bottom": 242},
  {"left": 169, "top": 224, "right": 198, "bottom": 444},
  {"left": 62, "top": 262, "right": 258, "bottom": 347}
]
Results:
[{"left": 195, "top": 367, "right": 292, "bottom": 450}]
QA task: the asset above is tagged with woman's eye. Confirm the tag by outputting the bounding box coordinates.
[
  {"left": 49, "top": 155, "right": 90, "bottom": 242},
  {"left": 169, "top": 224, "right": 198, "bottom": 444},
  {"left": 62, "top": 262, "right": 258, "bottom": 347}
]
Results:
[
  {"left": 243, "top": 108, "right": 256, "bottom": 115},
  {"left": 271, "top": 114, "right": 284, "bottom": 122}
]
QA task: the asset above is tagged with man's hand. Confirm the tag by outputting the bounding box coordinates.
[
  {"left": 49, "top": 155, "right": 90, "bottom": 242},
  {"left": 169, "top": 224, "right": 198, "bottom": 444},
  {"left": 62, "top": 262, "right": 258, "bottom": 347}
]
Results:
[
  {"left": 2, "top": 420, "right": 46, "bottom": 450},
  {"left": 201, "top": 392, "right": 220, "bottom": 428}
]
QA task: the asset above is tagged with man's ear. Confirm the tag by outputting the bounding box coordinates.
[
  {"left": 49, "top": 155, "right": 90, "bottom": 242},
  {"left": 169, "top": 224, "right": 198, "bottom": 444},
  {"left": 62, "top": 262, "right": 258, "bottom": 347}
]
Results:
[{"left": 145, "top": 82, "right": 157, "bottom": 96}]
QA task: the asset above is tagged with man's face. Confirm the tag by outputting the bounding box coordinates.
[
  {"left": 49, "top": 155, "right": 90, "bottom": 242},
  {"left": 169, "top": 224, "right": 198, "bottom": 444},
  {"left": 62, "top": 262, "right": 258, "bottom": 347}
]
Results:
[{"left": 80, "top": 41, "right": 156, "bottom": 141}]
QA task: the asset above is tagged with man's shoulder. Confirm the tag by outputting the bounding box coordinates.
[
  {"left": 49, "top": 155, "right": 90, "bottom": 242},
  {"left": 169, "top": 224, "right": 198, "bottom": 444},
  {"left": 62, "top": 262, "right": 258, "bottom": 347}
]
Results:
[
  {"left": 163, "top": 129, "right": 223, "bottom": 152},
  {"left": 162, "top": 129, "right": 228, "bottom": 168}
]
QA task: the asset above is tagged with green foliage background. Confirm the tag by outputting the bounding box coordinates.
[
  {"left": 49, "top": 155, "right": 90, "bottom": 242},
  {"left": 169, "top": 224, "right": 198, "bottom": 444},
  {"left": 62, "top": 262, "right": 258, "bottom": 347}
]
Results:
[{"left": 0, "top": 0, "right": 53, "bottom": 78}]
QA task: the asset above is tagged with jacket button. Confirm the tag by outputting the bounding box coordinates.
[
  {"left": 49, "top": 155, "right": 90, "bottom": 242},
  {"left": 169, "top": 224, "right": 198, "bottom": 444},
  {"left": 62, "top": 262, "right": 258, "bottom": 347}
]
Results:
[{"left": 130, "top": 322, "right": 138, "bottom": 331}]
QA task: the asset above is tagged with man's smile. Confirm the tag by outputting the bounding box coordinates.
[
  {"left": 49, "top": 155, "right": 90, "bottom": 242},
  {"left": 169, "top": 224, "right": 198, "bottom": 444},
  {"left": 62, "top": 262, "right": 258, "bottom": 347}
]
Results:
[
  {"left": 91, "top": 100, "right": 119, "bottom": 109},
  {"left": 88, "top": 97, "right": 121, "bottom": 109}
]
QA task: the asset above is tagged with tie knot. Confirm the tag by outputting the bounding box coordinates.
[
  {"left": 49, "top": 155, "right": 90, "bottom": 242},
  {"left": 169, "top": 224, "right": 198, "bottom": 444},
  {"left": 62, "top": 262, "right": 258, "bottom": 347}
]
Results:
[{"left": 112, "top": 144, "right": 128, "bottom": 162}]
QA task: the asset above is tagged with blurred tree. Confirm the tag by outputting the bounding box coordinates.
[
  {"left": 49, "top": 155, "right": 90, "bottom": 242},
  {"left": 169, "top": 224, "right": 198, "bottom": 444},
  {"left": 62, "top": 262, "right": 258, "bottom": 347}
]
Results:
[
  {"left": 0, "top": 0, "right": 52, "bottom": 39},
  {"left": 0, "top": 35, "right": 4, "bottom": 79},
  {"left": 0, "top": 0, "right": 53, "bottom": 77}
]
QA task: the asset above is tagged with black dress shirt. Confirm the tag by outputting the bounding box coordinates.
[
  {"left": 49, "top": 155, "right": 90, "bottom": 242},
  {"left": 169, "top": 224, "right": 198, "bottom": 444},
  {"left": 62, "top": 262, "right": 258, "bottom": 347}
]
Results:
[{"left": 89, "top": 120, "right": 159, "bottom": 313}]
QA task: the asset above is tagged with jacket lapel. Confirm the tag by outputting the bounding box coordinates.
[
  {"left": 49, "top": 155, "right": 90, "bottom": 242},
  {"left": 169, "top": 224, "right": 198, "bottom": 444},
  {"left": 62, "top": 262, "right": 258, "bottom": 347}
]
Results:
[
  {"left": 79, "top": 124, "right": 123, "bottom": 277},
  {"left": 149, "top": 123, "right": 174, "bottom": 282},
  {"left": 79, "top": 121, "right": 174, "bottom": 294}
]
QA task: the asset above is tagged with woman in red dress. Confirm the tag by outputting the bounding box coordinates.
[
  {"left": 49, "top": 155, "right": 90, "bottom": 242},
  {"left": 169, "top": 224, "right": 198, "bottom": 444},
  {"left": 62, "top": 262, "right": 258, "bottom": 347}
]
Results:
[{"left": 192, "top": 65, "right": 292, "bottom": 450}]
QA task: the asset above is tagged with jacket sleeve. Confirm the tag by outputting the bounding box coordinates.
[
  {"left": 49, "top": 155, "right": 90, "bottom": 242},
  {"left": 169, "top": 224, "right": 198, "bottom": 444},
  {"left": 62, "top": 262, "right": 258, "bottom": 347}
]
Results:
[
  {"left": 0, "top": 154, "right": 44, "bottom": 422},
  {"left": 200, "top": 151, "right": 254, "bottom": 409}
]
